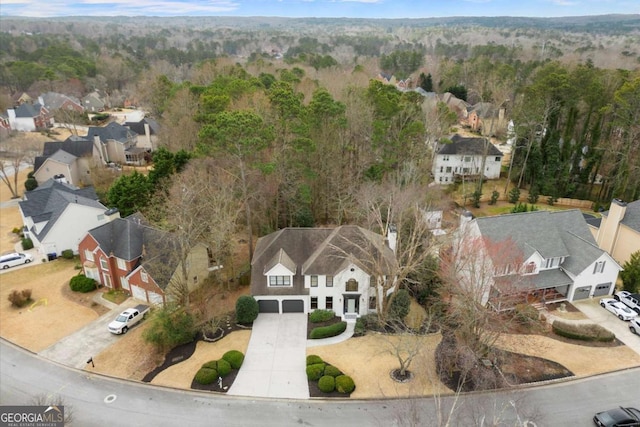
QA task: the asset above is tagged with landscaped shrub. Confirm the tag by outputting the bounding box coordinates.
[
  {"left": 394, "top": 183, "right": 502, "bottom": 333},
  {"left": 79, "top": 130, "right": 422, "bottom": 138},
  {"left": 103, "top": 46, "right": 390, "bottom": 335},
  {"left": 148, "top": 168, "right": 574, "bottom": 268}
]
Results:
[
  {"left": 24, "top": 177, "right": 38, "bottom": 191},
  {"left": 323, "top": 365, "right": 342, "bottom": 377},
  {"left": 143, "top": 305, "right": 196, "bottom": 352},
  {"left": 69, "top": 274, "right": 97, "bottom": 293},
  {"left": 513, "top": 304, "right": 539, "bottom": 326},
  {"left": 215, "top": 359, "right": 232, "bottom": 377},
  {"left": 309, "top": 309, "right": 335, "bottom": 323},
  {"left": 222, "top": 350, "right": 244, "bottom": 369},
  {"left": 202, "top": 360, "right": 217, "bottom": 370},
  {"left": 335, "top": 375, "right": 355, "bottom": 393},
  {"left": 318, "top": 375, "right": 335, "bottom": 393},
  {"left": 8, "top": 289, "right": 33, "bottom": 308},
  {"left": 552, "top": 320, "right": 615, "bottom": 342},
  {"left": 310, "top": 321, "right": 347, "bottom": 339},
  {"left": 61, "top": 249, "right": 74, "bottom": 259},
  {"left": 389, "top": 289, "right": 411, "bottom": 320},
  {"left": 354, "top": 317, "right": 366, "bottom": 337},
  {"left": 235, "top": 295, "right": 259, "bottom": 324},
  {"left": 21, "top": 237, "right": 34, "bottom": 250},
  {"left": 306, "top": 363, "right": 326, "bottom": 381},
  {"left": 306, "top": 355, "right": 323, "bottom": 366},
  {"left": 194, "top": 367, "right": 218, "bottom": 385}
]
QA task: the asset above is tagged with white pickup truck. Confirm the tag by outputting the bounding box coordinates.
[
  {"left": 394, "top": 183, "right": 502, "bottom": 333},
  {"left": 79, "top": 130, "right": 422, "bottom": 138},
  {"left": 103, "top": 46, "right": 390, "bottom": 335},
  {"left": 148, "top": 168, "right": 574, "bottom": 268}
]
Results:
[
  {"left": 108, "top": 304, "right": 150, "bottom": 334},
  {"left": 614, "top": 291, "right": 640, "bottom": 315}
]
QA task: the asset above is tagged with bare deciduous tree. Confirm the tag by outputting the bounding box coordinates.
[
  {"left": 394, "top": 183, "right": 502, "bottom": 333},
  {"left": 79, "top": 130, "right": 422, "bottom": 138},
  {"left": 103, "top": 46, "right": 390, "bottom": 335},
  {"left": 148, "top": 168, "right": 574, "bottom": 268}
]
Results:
[{"left": 0, "top": 134, "right": 42, "bottom": 198}]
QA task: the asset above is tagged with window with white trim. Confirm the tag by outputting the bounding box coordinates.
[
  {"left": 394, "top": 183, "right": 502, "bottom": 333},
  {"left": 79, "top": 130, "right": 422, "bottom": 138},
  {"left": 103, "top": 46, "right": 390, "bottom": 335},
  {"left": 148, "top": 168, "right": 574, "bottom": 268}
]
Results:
[
  {"left": 100, "top": 258, "right": 108, "bottom": 270},
  {"left": 326, "top": 275, "right": 333, "bottom": 287},
  {"left": 593, "top": 261, "right": 606, "bottom": 274},
  {"left": 141, "top": 271, "right": 148, "bottom": 283},
  {"left": 311, "top": 297, "right": 318, "bottom": 309},
  {"left": 269, "top": 276, "right": 291, "bottom": 287},
  {"left": 310, "top": 275, "right": 318, "bottom": 287},
  {"left": 84, "top": 249, "right": 94, "bottom": 262},
  {"left": 117, "top": 258, "right": 126, "bottom": 270}
]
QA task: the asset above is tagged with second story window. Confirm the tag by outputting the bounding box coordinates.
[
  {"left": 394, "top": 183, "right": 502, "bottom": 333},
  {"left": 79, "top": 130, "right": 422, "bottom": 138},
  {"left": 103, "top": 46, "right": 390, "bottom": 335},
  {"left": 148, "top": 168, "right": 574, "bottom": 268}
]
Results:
[
  {"left": 84, "top": 249, "right": 94, "bottom": 262},
  {"left": 326, "top": 276, "right": 333, "bottom": 287},
  {"left": 269, "top": 276, "right": 291, "bottom": 287},
  {"left": 141, "top": 271, "right": 148, "bottom": 283},
  {"left": 117, "top": 258, "right": 126, "bottom": 271},
  {"left": 100, "top": 258, "right": 108, "bottom": 270},
  {"left": 593, "top": 261, "right": 606, "bottom": 274},
  {"left": 310, "top": 275, "right": 318, "bottom": 287},
  {"left": 346, "top": 279, "right": 358, "bottom": 292}
]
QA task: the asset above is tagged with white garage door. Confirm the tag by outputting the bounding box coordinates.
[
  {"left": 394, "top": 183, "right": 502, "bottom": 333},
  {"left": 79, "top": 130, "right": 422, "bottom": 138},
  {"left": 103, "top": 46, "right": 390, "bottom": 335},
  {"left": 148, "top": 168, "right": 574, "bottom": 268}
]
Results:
[
  {"left": 148, "top": 291, "right": 164, "bottom": 305},
  {"left": 131, "top": 285, "right": 148, "bottom": 302}
]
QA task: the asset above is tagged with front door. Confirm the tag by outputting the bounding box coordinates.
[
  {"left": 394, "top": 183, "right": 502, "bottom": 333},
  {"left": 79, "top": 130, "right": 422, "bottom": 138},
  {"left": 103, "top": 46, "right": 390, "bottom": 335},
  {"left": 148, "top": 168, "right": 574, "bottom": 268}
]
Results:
[{"left": 344, "top": 295, "right": 360, "bottom": 315}]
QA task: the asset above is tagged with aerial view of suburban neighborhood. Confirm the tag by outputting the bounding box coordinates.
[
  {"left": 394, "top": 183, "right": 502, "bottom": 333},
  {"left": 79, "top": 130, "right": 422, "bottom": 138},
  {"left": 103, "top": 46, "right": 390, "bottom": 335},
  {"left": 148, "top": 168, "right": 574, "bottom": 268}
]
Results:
[{"left": 0, "top": 1, "right": 639, "bottom": 426}]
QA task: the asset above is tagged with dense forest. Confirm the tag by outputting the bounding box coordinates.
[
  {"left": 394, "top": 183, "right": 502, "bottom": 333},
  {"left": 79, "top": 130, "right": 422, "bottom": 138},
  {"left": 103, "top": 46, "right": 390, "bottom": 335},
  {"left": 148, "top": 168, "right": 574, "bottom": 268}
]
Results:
[{"left": 1, "top": 15, "right": 639, "bottom": 234}]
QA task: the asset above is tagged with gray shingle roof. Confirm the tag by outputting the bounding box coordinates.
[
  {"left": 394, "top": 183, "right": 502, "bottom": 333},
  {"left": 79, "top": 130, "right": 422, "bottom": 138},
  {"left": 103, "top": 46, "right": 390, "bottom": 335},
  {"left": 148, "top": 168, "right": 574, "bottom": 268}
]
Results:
[
  {"left": 35, "top": 138, "right": 96, "bottom": 172},
  {"left": 124, "top": 118, "right": 160, "bottom": 136},
  {"left": 88, "top": 214, "right": 153, "bottom": 261},
  {"left": 19, "top": 180, "right": 105, "bottom": 241},
  {"left": 39, "top": 92, "right": 82, "bottom": 111},
  {"left": 48, "top": 149, "right": 77, "bottom": 165},
  {"left": 437, "top": 134, "right": 503, "bottom": 156},
  {"left": 251, "top": 226, "right": 397, "bottom": 297},
  {"left": 86, "top": 122, "right": 136, "bottom": 144},
  {"left": 475, "top": 209, "right": 608, "bottom": 279},
  {"left": 14, "top": 103, "right": 44, "bottom": 118}
]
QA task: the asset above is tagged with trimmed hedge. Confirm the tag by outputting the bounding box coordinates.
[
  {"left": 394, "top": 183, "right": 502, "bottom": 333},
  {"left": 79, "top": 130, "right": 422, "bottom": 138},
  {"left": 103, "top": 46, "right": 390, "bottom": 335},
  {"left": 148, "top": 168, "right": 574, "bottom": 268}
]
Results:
[
  {"left": 309, "top": 309, "right": 335, "bottom": 323},
  {"left": 69, "top": 274, "right": 97, "bottom": 293},
  {"left": 222, "top": 350, "right": 244, "bottom": 369},
  {"left": 306, "top": 355, "right": 323, "bottom": 366},
  {"left": 306, "top": 363, "right": 326, "bottom": 381},
  {"left": 202, "top": 360, "right": 217, "bottom": 370},
  {"left": 335, "top": 375, "right": 355, "bottom": 394},
  {"left": 61, "top": 249, "right": 74, "bottom": 259},
  {"left": 323, "top": 365, "right": 342, "bottom": 377},
  {"left": 310, "top": 321, "right": 347, "bottom": 339},
  {"left": 235, "top": 295, "right": 259, "bottom": 324},
  {"left": 318, "top": 375, "right": 335, "bottom": 393},
  {"left": 194, "top": 367, "right": 218, "bottom": 385},
  {"left": 552, "top": 320, "right": 615, "bottom": 342}
]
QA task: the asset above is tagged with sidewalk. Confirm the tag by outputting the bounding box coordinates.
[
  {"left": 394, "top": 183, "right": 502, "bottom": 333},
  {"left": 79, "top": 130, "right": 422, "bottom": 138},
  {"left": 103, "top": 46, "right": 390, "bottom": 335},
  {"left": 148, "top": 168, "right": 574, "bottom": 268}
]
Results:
[{"left": 306, "top": 319, "right": 356, "bottom": 348}]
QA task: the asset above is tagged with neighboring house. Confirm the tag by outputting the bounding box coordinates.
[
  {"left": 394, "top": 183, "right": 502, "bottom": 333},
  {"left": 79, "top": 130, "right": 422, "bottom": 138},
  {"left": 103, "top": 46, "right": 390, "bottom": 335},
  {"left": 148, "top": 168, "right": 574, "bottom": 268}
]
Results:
[
  {"left": 7, "top": 102, "right": 53, "bottom": 131},
  {"left": 86, "top": 122, "right": 145, "bottom": 165},
  {"left": 594, "top": 199, "right": 640, "bottom": 265},
  {"left": 439, "top": 92, "right": 469, "bottom": 123},
  {"left": 78, "top": 214, "right": 215, "bottom": 305},
  {"left": 18, "top": 179, "right": 114, "bottom": 256},
  {"left": 82, "top": 90, "right": 108, "bottom": 112},
  {"left": 466, "top": 102, "right": 508, "bottom": 137},
  {"left": 38, "top": 92, "right": 84, "bottom": 115},
  {"left": 456, "top": 209, "right": 621, "bottom": 310},
  {"left": 124, "top": 117, "right": 160, "bottom": 151},
  {"left": 33, "top": 137, "right": 103, "bottom": 186},
  {"left": 250, "top": 225, "right": 397, "bottom": 319},
  {"left": 432, "top": 134, "right": 503, "bottom": 184}
]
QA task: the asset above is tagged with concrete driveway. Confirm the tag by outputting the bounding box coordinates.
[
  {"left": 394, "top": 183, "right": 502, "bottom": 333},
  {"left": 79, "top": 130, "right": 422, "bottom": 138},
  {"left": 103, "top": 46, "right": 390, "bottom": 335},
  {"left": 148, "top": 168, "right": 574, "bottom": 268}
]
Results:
[
  {"left": 573, "top": 298, "right": 640, "bottom": 355},
  {"left": 38, "top": 298, "right": 140, "bottom": 369},
  {"left": 228, "top": 313, "right": 309, "bottom": 399}
]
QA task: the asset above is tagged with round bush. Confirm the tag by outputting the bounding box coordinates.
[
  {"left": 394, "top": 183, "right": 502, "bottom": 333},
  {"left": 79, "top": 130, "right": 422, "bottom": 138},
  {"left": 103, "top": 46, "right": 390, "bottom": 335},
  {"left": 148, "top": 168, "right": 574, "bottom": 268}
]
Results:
[
  {"left": 335, "top": 375, "right": 355, "bottom": 394},
  {"left": 69, "top": 275, "right": 97, "bottom": 293},
  {"left": 306, "top": 355, "right": 323, "bottom": 366},
  {"left": 202, "top": 360, "right": 217, "bottom": 370},
  {"left": 216, "top": 359, "right": 232, "bottom": 377},
  {"left": 323, "top": 365, "right": 342, "bottom": 377},
  {"left": 194, "top": 367, "right": 218, "bottom": 385},
  {"left": 318, "top": 375, "right": 335, "bottom": 393},
  {"left": 306, "top": 363, "right": 326, "bottom": 381},
  {"left": 222, "top": 350, "right": 244, "bottom": 369},
  {"left": 235, "top": 295, "right": 259, "bottom": 324},
  {"left": 21, "top": 237, "right": 34, "bottom": 250}
]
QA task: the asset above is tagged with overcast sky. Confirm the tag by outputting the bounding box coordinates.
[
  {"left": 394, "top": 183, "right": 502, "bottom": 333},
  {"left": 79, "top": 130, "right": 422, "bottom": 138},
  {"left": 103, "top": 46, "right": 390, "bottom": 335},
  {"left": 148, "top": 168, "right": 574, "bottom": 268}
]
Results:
[{"left": 0, "top": 0, "right": 638, "bottom": 18}]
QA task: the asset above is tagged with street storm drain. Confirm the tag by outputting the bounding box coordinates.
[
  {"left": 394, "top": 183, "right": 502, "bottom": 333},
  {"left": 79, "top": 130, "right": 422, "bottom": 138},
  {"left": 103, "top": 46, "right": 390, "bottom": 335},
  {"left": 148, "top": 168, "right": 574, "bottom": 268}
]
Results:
[{"left": 104, "top": 394, "right": 117, "bottom": 404}]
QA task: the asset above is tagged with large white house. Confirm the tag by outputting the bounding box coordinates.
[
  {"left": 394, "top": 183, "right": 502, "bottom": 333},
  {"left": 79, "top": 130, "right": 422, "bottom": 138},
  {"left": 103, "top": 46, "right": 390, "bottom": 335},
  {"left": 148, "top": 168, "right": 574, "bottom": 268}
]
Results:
[
  {"left": 432, "top": 134, "right": 503, "bottom": 185},
  {"left": 250, "top": 226, "right": 397, "bottom": 319},
  {"left": 19, "top": 179, "right": 115, "bottom": 256},
  {"left": 455, "top": 209, "right": 621, "bottom": 310}
]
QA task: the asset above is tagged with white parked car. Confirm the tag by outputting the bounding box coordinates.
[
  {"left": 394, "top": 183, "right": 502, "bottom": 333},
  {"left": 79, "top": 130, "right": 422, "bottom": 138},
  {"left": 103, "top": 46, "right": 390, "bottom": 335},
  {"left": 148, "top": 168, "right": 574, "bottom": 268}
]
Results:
[
  {"left": 0, "top": 252, "right": 34, "bottom": 270},
  {"left": 108, "top": 305, "right": 150, "bottom": 334},
  {"left": 600, "top": 298, "right": 637, "bottom": 321},
  {"left": 630, "top": 317, "right": 640, "bottom": 335}
]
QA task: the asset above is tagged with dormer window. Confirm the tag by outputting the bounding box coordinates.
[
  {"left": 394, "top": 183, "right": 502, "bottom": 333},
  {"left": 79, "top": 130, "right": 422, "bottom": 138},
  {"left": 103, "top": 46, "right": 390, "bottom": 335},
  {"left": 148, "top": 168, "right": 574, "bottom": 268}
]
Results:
[
  {"left": 524, "top": 262, "right": 536, "bottom": 274},
  {"left": 269, "top": 276, "right": 291, "bottom": 287}
]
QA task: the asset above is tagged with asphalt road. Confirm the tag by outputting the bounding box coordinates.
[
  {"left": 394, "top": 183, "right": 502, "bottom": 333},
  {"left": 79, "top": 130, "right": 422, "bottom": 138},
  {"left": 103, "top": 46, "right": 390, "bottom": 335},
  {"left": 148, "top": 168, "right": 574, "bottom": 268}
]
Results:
[{"left": 1, "top": 339, "right": 639, "bottom": 426}]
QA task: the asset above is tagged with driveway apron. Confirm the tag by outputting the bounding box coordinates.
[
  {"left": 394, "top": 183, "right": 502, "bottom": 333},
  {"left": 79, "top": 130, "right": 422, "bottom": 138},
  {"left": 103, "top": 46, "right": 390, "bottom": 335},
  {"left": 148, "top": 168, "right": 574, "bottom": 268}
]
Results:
[{"left": 228, "top": 313, "right": 309, "bottom": 399}]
